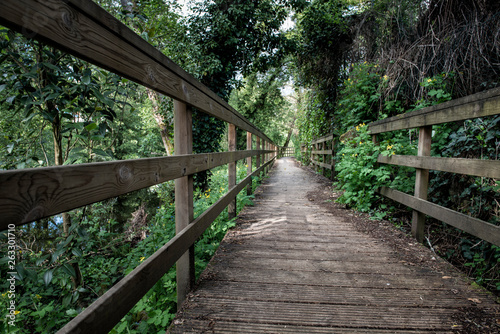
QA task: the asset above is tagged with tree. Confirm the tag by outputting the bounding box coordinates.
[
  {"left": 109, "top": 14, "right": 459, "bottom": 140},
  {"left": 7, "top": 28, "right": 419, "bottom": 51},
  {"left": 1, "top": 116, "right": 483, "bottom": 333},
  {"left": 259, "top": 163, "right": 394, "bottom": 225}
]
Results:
[{"left": 186, "top": 0, "right": 293, "bottom": 188}]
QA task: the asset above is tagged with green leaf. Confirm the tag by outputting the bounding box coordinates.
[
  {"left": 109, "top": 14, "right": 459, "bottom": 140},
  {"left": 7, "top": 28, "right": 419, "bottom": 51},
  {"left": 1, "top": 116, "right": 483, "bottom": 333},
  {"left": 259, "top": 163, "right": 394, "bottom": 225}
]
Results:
[
  {"left": 36, "top": 255, "right": 50, "bottom": 266},
  {"left": 43, "top": 269, "right": 54, "bottom": 286},
  {"left": 62, "top": 294, "right": 72, "bottom": 307},
  {"left": 72, "top": 248, "right": 83, "bottom": 257},
  {"left": 42, "top": 62, "right": 60, "bottom": 72},
  {"left": 61, "top": 263, "right": 76, "bottom": 278},
  {"left": 85, "top": 122, "right": 98, "bottom": 131},
  {"left": 82, "top": 75, "right": 91, "bottom": 85}
]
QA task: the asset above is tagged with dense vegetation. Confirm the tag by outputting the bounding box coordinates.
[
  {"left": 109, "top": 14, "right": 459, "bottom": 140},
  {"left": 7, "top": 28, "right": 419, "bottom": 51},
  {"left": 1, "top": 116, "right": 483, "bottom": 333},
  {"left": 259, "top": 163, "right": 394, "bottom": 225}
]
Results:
[{"left": 1, "top": 0, "right": 499, "bottom": 332}]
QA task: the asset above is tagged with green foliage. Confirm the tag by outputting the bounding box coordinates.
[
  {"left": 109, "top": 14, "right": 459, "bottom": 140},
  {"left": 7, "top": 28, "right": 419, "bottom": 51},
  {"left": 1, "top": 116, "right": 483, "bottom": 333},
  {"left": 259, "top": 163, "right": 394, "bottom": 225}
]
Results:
[
  {"left": 336, "top": 62, "right": 383, "bottom": 134},
  {"left": 335, "top": 124, "right": 390, "bottom": 211},
  {"left": 229, "top": 69, "right": 293, "bottom": 146},
  {"left": 413, "top": 72, "right": 455, "bottom": 110},
  {"left": 335, "top": 123, "right": 417, "bottom": 213}
]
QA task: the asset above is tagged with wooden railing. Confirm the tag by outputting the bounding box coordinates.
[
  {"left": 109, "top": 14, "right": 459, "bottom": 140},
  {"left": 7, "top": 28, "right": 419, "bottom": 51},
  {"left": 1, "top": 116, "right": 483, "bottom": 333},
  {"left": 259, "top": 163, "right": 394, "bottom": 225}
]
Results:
[
  {"left": 0, "top": 0, "right": 277, "bottom": 333},
  {"left": 305, "top": 134, "right": 336, "bottom": 179},
  {"left": 370, "top": 87, "right": 500, "bottom": 246},
  {"left": 278, "top": 146, "right": 295, "bottom": 157},
  {"left": 302, "top": 88, "right": 500, "bottom": 247}
]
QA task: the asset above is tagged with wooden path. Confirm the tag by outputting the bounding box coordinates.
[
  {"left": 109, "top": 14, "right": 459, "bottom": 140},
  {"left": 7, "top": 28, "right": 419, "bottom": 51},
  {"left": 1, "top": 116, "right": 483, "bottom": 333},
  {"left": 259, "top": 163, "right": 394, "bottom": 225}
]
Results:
[{"left": 168, "top": 158, "right": 499, "bottom": 333}]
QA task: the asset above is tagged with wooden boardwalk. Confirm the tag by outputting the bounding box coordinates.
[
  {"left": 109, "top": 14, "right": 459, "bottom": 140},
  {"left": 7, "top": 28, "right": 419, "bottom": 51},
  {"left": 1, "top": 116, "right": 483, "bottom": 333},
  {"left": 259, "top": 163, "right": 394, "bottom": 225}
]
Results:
[{"left": 168, "top": 157, "right": 499, "bottom": 333}]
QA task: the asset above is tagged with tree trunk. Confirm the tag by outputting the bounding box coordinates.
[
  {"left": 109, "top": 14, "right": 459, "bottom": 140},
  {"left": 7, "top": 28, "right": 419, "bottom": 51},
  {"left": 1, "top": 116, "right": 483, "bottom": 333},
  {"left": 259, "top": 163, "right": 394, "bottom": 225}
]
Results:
[{"left": 147, "top": 89, "right": 174, "bottom": 156}]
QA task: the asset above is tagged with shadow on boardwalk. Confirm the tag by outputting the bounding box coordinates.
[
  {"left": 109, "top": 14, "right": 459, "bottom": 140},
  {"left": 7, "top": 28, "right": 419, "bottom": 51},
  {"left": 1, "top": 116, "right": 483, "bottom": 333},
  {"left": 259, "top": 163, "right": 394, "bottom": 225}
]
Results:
[{"left": 168, "top": 157, "right": 499, "bottom": 333}]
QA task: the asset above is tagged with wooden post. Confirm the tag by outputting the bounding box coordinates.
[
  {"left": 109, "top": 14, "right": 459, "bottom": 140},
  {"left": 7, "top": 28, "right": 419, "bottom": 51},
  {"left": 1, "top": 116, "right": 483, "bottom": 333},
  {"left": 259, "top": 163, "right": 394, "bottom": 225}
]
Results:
[
  {"left": 174, "top": 100, "right": 194, "bottom": 309},
  {"left": 247, "top": 132, "right": 252, "bottom": 196},
  {"left": 320, "top": 141, "right": 324, "bottom": 176},
  {"left": 263, "top": 140, "right": 267, "bottom": 174},
  {"left": 331, "top": 138, "right": 336, "bottom": 180},
  {"left": 256, "top": 137, "right": 261, "bottom": 170},
  {"left": 412, "top": 126, "right": 432, "bottom": 243},
  {"left": 228, "top": 123, "right": 237, "bottom": 219}
]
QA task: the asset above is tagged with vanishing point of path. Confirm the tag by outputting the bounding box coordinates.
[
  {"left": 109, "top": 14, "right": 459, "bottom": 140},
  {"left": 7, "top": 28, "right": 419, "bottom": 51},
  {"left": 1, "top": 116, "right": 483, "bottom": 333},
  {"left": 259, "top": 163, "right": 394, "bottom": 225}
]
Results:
[{"left": 168, "top": 157, "right": 499, "bottom": 333}]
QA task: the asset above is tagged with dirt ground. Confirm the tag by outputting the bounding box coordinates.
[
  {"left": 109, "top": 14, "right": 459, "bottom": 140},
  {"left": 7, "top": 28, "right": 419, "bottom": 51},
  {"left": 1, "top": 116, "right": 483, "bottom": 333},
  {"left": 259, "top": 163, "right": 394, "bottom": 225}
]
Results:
[{"left": 297, "top": 159, "right": 500, "bottom": 334}]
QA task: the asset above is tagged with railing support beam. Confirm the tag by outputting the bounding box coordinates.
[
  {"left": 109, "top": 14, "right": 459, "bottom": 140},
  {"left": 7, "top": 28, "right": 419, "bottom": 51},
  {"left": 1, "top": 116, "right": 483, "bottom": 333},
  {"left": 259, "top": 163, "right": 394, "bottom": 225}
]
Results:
[
  {"left": 412, "top": 126, "right": 432, "bottom": 243},
  {"left": 247, "top": 132, "right": 253, "bottom": 196},
  {"left": 174, "top": 100, "right": 194, "bottom": 309},
  {"left": 228, "top": 123, "right": 237, "bottom": 219}
]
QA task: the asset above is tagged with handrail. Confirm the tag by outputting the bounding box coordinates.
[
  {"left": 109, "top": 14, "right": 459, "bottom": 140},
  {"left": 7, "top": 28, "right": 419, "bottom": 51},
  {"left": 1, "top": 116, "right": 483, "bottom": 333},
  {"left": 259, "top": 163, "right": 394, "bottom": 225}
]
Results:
[
  {"left": 278, "top": 146, "right": 294, "bottom": 158},
  {"left": 303, "top": 135, "right": 336, "bottom": 180},
  {"left": 0, "top": 0, "right": 278, "bottom": 333},
  {"left": 369, "top": 87, "right": 500, "bottom": 246},
  {"left": 0, "top": 150, "right": 272, "bottom": 228}
]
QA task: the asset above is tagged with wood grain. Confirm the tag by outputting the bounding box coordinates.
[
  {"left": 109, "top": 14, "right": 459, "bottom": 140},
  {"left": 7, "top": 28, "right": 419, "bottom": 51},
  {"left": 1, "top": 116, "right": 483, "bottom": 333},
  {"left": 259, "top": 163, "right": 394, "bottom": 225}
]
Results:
[
  {"left": 311, "top": 150, "right": 333, "bottom": 155},
  {"left": 369, "top": 87, "right": 500, "bottom": 134},
  {"left": 174, "top": 101, "right": 194, "bottom": 307},
  {"left": 228, "top": 124, "right": 237, "bottom": 219},
  {"left": 377, "top": 155, "right": 500, "bottom": 179},
  {"left": 311, "top": 134, "right": 334, "bottom": 145},
  {"left": 0, "top": 150, "right": 271, "bottom": 229},
  {"left": 412, "top": 126, "right": 432, "bottom": 242},
  {"left": 379, "top": 187, "right": 500, "bottom": 247},
  {"left": 310, "top": 160, "right": 334, "bottom": 170}
]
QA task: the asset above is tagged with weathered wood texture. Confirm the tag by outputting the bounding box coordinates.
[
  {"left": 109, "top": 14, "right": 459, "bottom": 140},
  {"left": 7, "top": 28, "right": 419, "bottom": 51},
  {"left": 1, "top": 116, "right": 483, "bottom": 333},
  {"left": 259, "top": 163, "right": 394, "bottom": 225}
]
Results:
[
  {"left": 246, "top": 132, "right": 253, "bottom": 196},
  {"left": 311, "top": 150, "right": 333, "bottom": 155},
  {"left": 369, "top": 87, "right": 500, "bottom": 134},
  {"left": 311, "top": 134, "right": 334, "bottom": 144},
  {"left": 377, "top": 155, "right": 500, "bottom": 179},
  {"left": 412, "top": 126, "right": 432, "bottom": 242},
  {"left": 56, "top": 159, "right": 274, "bottom": 334},
  {"left": 0, "top": 0, "right": 271, "bottom": 143},
  {"left": 308, "top": 135, "right": 336, "bottom": 175},
  {"left": 379, "top": 187, "right": 500, "bottom": 247},
  {"left": 310, "top": 160, "right": 334, "bottom": 170},
  {"left": 228, "top": 124, "right": 237, "bottom": 219},
  {"left": 0, "top": 150, "right": 273, "bottom": 229},
  {"left": 174, "top": 101, "right": 195, "bottom": 307},
  {"left": 168, "top": 158, "right": 497, "bottom": 333}
]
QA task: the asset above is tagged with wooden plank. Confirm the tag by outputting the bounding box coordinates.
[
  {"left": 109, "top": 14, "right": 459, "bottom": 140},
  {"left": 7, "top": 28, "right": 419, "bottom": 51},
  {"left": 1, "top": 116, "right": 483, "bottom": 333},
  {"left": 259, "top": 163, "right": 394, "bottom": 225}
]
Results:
[
  {"left": 228, "top": 124, "right": 237, "bottom": 219},
  {"left": 0, "top": 150, "right": 266, "bottom": 229},
  {"left": 377, "top": 155, "right": 500, "bottom": 179},
  {"left": 0, "top": 0, "right": 272, "bottom": 143},
  {"left": 369, "top": 87, "right": 500, "bottom": 134},
  {"left": 56, "top": 159, "right": 273, "bottom": 334},
  {"left": 311, "top": 134, "right": 334, "bottom": 145},
  {"left": 311, "top": 150, "right": 333, "bottom": 155},
  {"left": 412, "top": 126, "right": 432, "bottom": 243},
  {"left": 310, "top": 160, "right": 333, "bottom": 170},
  {"left": 256, "top": 137, "right": 261, "bottom": 169},
  {"left": 379, "top": 187, "right": 500, "bottom": 247},
  {"left": 174, "top": 101, "right": 194, "bottom": 308},
  {"left": 194, "top": 280, "right": 471, "bottom": 308},
  {"left": 169, "top": 319, "right": 453, "bottom": 334},
  {"left": 246, "top": 132, "right": 252, "bottom": 196},
  {"left": 172, "top": 297, "right": 455, "bottom": 330}
]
